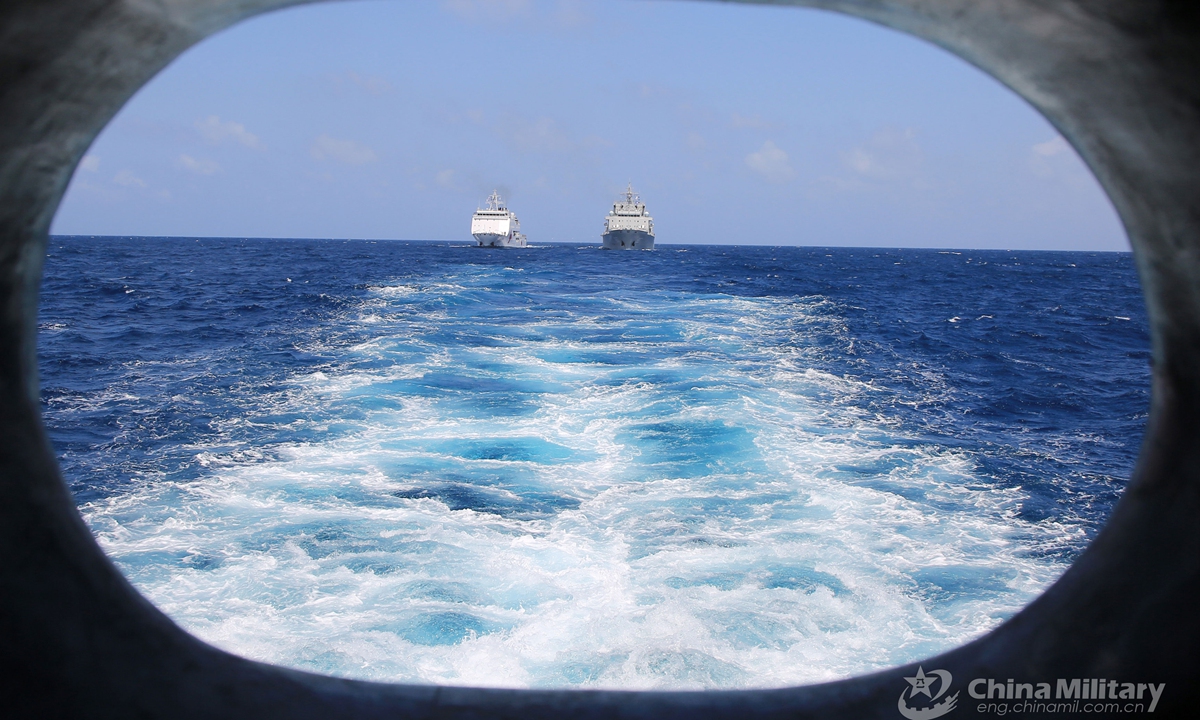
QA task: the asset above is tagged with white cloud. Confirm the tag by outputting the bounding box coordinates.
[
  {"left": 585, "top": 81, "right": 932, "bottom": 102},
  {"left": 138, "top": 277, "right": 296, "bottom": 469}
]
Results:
[
  {"left": 1030, "top": 136, "right": 1078, "bottom": 177},
  {"left": 845, "top": 127, "right": 922, "bottom": 180},
  {"left": 196, "top": 116, "right": 261, "bottom": 149},
  {"left": 179, "top": 154, "right": 220, "bottom": 175},
  {"left": 746, "top": 140, "right": 794, "bottom": 183},
  {"left": 686, "top": 132, "right": 706, "bottom": 150},
  {"left": 846, "top": 148, "right": 875, "bottom": 175},
  {"left": 436, "top": 169, "right": 457, "bottom": 188},
  {"left": 113, "top": 170, "right": 146, "bottom": 187},
  {"left": 1033, "top": 136, "right": 1070, "bottom": 157},
  {"left": 80, "top": 155, "right": 100, "bottom": 172},
  {"left": 310, "top": 134, "right": 378, "bottom": 165}
]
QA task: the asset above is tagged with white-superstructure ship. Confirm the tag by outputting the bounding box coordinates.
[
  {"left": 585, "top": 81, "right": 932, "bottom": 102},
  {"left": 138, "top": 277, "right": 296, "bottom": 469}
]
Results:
[
  {"left": 471, "top": 191, "right": 527, "bottom": 248},
  {"left": 602, "top": 184, "right": 654, "bottom": 250}
]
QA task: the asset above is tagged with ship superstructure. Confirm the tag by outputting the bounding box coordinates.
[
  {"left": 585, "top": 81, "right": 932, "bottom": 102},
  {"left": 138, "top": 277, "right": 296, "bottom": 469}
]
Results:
[
  {"left": 602, "top": 184, "right": 654, "bottom": 250},
  {"left": 471, "top": 191, "right": 527, "bottom": 248}
]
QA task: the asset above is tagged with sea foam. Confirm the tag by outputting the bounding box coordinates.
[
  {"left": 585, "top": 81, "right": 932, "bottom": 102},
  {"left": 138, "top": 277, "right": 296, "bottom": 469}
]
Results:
[{"left": 43, "top": 240, "right": 1147, "bottom": 688}]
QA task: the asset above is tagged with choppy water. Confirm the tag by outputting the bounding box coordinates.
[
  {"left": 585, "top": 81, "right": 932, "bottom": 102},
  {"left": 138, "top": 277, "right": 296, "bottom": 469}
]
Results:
[{"left": 39, "top": 237, "right": 1148, "bottom": 689}]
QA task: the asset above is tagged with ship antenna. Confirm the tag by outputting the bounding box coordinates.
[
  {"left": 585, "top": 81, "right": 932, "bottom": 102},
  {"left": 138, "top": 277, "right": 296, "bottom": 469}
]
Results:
[{"left": 487, "top": 189, "right": 505, "bottom": 210}]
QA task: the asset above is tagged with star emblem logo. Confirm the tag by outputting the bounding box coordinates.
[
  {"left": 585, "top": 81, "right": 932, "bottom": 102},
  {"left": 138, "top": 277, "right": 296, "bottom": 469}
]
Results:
[
  {"left": 905, "top": 666, "right": 937, "bottom": 698},
  {"left": 897, "top": 666, "right": 958, "bottom": 719}
]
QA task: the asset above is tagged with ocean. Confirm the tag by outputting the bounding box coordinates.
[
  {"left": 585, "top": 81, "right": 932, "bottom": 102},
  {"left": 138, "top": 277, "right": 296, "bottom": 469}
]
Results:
[{"left": 39, "top": 237, "right": 1148, "bottom": 689}]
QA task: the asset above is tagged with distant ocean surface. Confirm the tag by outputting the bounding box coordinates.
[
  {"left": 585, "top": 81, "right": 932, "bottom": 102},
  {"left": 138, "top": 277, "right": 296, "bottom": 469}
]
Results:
[{"left": 40, "top": 237, "right": 1149, "bottom": 689}]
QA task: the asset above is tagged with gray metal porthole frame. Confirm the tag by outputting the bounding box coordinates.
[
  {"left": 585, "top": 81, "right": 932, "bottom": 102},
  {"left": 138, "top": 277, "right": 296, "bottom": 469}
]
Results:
[{"left": 1, "top": 1, "right": 1197, "bottom": 717}]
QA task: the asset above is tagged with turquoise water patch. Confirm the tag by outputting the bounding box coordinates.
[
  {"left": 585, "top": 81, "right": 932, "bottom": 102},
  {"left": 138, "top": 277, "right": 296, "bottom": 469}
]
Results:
[
  {"left": 433, "top": 437, "right": 582, "bottom": 463},
  {"left": 48, "top": 240, "right": 1147, "bottom": 689},
  {"left": 911, "top": 566, "right": 1016, "bottom": 605},
  {"left": 619, "top": 420, "right": 766, "bottom": 478},
  {"left": 399, "top": 611, "right": 504, "bottom": 646},
  {"left": 763, "top": 567, "right": 847, "bottom": 595}
]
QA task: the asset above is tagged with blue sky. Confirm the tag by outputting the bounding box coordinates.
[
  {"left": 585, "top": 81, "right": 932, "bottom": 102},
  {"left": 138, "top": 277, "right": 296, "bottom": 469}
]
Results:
[{"left": 52, "top": 0, "right": 1127, "bottom": 250}]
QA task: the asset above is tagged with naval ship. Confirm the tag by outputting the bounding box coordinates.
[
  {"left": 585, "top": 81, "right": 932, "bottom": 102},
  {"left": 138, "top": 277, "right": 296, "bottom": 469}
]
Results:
[
  {"left": 602, "top": 184, "right": 654, "bottom": 250},
  {"left": 471, "top": 191, "right": 527, "bottom": 248}
]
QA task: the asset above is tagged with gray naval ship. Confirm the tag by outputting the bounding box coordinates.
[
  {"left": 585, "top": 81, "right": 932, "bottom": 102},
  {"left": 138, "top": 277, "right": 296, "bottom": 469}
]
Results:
[
  {"left": 471, "top": 191, "right": 527, "bottom": 248},
  {"left": 602, "top": 184, "right": 654, "bottom": 250}
]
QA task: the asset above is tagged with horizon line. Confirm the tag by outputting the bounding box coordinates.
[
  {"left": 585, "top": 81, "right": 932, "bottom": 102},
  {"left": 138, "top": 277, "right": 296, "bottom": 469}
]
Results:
[{"left": 47, "top": 234, "right": 1132, "bottom": 253}]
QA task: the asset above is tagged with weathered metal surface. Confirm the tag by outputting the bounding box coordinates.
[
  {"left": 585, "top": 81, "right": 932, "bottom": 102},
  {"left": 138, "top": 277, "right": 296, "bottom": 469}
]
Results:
[{"left": 1, "top": 1, "right": 1197, "bottom": 716}]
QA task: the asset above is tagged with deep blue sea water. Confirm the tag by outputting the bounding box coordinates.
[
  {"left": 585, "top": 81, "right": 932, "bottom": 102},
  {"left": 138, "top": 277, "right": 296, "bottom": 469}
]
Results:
[{"left": 39, "top": 237, "right": 1149, "bottom": 688}]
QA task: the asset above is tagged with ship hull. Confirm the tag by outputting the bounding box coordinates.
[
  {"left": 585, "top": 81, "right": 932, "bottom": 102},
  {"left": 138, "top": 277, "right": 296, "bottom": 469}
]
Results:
[
  {"left": 601, "top": 230, "right": 654, "bottom": 250},
  {"left": 473, "top": 233, "right": 527, "bottom": 248}
]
